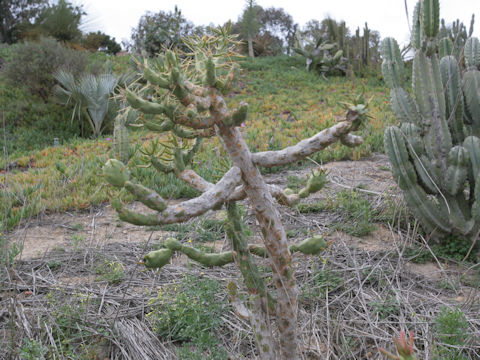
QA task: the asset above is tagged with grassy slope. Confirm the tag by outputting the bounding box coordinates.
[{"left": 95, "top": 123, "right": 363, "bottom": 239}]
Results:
[{"left": 0, "top": 55, "right": 394, "bottom": 230}]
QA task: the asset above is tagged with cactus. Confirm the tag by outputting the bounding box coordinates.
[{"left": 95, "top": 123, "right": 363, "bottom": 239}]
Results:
[
  {"left": 438, "top": 14, "right": 475, "bottom": 61},
  {"left": 113, "top": 108, "right": 135, "bottom": 164},
  {"left": 349, "top": 22, "right": 380, "bottom": 76},
  {"left": 103, "top": 25, "right": 367, "bottom": 359},
  {"left": 293, "top": 31, "right": 346, "bottom": 76},
  {"left": 382, "top": 0, "right": 480, "bottom": 256}
]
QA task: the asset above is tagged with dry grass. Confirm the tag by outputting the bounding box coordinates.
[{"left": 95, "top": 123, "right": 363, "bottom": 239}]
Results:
[{"left": 1, "top": 205, "right": 479, "bottom": 359}]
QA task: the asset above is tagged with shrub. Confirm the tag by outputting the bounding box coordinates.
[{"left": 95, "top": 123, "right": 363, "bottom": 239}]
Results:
[
  {"left": 0, "top": 83, "right": 81, "bottom": 155},
  {"left": 1, "top": 37, "right": 87, "bottom": 99}
]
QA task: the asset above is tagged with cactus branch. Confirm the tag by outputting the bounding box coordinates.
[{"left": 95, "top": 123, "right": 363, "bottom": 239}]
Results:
[
  {"left": 111, "top": 167, "right": 241, "bottom": 225},
  {"left": 251, "top": 114, "right": 363, "bottom": 168}
]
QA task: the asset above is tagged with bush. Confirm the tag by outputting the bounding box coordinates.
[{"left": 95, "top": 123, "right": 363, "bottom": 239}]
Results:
[
  {"left": 0, "top": 83, "right": 81, "bottom": 155},
  {"left": 1, "top": 37, "right": 88, "bottom": 99}
]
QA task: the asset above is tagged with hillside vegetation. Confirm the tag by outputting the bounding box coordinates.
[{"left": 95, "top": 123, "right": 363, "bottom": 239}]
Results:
[{"left": 0, "top": 54, "right": 392, "bottom": 230}]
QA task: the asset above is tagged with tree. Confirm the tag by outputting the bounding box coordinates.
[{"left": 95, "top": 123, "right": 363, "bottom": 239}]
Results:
[
  {"left": 257, "top": 7, "right": 296, "bottom": 54},
  {"left": 241, "top": 0, "right": 260, "bottom": 57},
  {"left": 0, "top": 0, "right": 48, "bottom": 44},
  {"left": 34, "top": 0, "right": 84, "bottom": 42},
  {"left": 130, "top": 6, "right": 193, "bottom": 56},
  {"left": 82, "top": 31, "right": 121, "bottom": 55}
]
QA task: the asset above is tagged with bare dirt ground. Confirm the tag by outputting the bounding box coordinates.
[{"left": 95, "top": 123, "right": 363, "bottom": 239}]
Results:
[{"left": 1, "top": 154, "right": 479, "bottom": 359}]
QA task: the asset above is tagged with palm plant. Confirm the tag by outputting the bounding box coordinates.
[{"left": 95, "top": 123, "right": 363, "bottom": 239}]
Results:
[{"left": 54, "top": 70, "right": 122, "bottom": 137}]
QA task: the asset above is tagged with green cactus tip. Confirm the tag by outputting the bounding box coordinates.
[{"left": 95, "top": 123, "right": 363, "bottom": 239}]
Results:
[
  {"left": 298, "top": 169, "right": 328, "bottom": 198},
  {"left": 102, "top": 159, "right": 130, "bottom": 187},
  {"left": 142, "top": 248, "right": 173, "bottom": 269},
  {"left": 290, "top": 235, "right": 328, "bottom": 255}
]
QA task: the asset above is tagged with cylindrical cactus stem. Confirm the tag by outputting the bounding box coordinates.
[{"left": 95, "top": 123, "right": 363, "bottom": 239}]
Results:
[
  {"left": 171, "top": 125, "right": 198, "bottom": 139},
  {"left": 170, "top": 238, "right": 236, "bottom": 266},
  {"left": 298, "top": 169, "right": 328, "bottom": 198},
  {"left": 113, "top": 116, "right": 129, "bottom": 164},
  {"left": 150, "top": 156, "right": 175, "bottom": 174},
  {"left": 289, "top": 235, "right": 328, "bottom": 255},
  {"left": 124, "top": 181, "right": 167, "bottom": 212},
  {"left": 464, "top": 37, "right": 480, "bottom": 69},
  {"left": 144, "top": 119, "right": 174, "bottom": 133},
  {"left": 381, "top": 38, "right": 405, "bottom": 88},
  {"left": 440, "top": 56, "right": 465, "bottom": 144},
  {"left": 111, "top": 199, "right": 160, "bottom": 226},
  {"left": 462, "top": 58, "right": 480, "bottom": 134},
  {"left": 182, "top": 138, "right": 202, "bottom": 165},
  {"left": 143, "top": 67, "right": 170, "bottom": 89},
  {"left": 126, "top": 90, "right": 166, "bottom": 115},
  {"left": 464, "top": 136, "right": 480, "bottom": 182},
  {"left": 422, "top": 0, "right": 440, "bottom": 39},
  {"left": 224, "top": 202, "right": 276, "bottom": 357},
  {"left": 143, "top": 248, "right": 173, "bottom": 269},
  {"left": 399, "top": 123, "right": 440, "bottom": 194},
  {"left": 445, "top": 146, "right": 470, "bottom": 195},
  {"left": 204, "top": 57, "right": 217, "bottom": 86},
  {"left": 390, "top": 88, "right": 422, "bottom": 127},
  {"left": 411, "top": 1, "right": 424, "bottom": 50},
  {"left": 102, "top": 159, "right": 130, "bottom": 187},
  {"left": 384, "top": 127, "right": 452, "bottom": 234},
  {"left": 438, "top": 37, "right": 453, "bottom": 57},
  {"left": 413, "top": 51, "right": 452, "bottom": 169},
  {"left": 384, "top": 127, "right": 418, "bottom": 190}
]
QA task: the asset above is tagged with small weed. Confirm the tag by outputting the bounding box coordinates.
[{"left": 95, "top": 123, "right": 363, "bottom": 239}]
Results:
[
  {"left": 69, "top": 233, "right": 85, "bottom": 250},
  {"left": 434, "top": 235, "right": 474, "bottom": 262},
  {"left": 298, "top": 190, "right": 378, "bottom": 236},
  {"left": 433, "top": 306, "right": 470, "bottom": 359},
  {"left": 52, "top": 245, "right": 66, "bottom": 253},
  {"left": 70, "top": 223, "right": 84, "bottom": 231},
  {"left": 370, "top": 295, "right": 400, "bottom": 320},
  {"left": 297, "top": 201, "right": 325, "bottom": 213},
  {"left": 1, "top": 241, "right": 22, "bottom": 265},
  {"left": 161, "top": 218, "right": 225, "bottom": 243},
  {"left": 403, "top": 235, "right": 475, "bottom": 264},
  {"left": 403, "top": 245, "right": 434, "bottom": 264},
  {"left": 94, "top": 260, "right": 125, "bottom": 284},
  {"left": 460, "top": 271, "right": 480, "bottom": 288},
  {"left": 286, "top": 175, "right": 307, "bottom": 192},
  {"left": 286, "top": 229, "right": 297, "bottom": 238},
  {"left": 301, "top": 267, "right": 344, "bottom": 301},
  {"left": 46, "top": 260, "right": 62, "bottom": 271},
  {"left": 44, "top": 290, "right": 107, "bottom": 358},
  {"left": 378, "top": 165, "right": 390, "bottom": 171},
  {"left": 19, "top": 338, "right": 49, "bottom": 360},
  {"left": 147, "top": 275, "right": 228, "bottom": 358}
]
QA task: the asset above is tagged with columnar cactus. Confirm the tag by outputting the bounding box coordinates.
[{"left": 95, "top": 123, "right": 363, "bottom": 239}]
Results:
[
  {"left": 103, "top": 26, "right": 366, "bottom": 359},
  {"left": 382, "top": 0, "right": 480, "bottom": 256}
]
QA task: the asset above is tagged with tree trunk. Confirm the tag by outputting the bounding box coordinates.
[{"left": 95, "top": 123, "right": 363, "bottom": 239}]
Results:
[
  {"left": 248, "top": 34, "right": 255, "bottom": 58},
  {"left": 218, "top": 123, "right": 299, "bottom": 359}
]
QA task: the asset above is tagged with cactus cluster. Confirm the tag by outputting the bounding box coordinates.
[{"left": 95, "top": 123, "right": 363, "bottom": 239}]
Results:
[
  {"left": 382, "top": 0, "right": 480, "bottom": 256},
  {"left": 103, "top": 25, "right": 366, "bottom": 359},
  {"left": 293, "top": 31, "right": 346, "bottom": 76},
  {"left": 438, "top": 14, "right": 475, "bottom": 60}
]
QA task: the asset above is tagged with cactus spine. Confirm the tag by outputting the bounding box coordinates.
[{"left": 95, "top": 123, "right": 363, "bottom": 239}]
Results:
[
  {"left": 103, "top": 26, "right": 366, "bottom": 359},
  {"left": 382, "top": 0, "right": 480, "bottom": 256}
]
